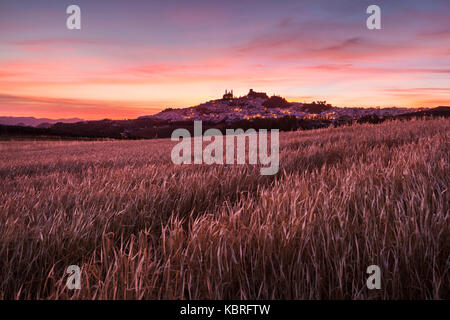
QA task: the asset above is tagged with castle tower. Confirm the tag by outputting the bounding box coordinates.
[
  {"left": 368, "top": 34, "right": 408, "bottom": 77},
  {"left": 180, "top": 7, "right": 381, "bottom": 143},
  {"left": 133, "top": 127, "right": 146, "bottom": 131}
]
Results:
[{"left": 223, "top": 89, "right": 234, "bottom": 100}]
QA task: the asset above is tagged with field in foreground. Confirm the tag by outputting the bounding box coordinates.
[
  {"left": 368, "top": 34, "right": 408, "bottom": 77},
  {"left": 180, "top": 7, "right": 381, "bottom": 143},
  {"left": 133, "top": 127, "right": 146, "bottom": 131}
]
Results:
[{"left": 0, "top": 118, "right": 448, "bottom": 299}]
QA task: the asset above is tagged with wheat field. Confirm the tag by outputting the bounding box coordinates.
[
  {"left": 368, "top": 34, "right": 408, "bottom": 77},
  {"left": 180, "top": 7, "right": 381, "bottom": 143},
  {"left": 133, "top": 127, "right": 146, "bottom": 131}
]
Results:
[{"left": 0, "top": 118, "right": 448, "bottom": 299}]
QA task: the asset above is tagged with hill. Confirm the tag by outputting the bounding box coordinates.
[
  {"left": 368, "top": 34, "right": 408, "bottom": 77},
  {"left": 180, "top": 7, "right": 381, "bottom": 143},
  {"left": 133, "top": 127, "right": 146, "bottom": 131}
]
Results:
[
  {"left": 0, "top": 116, "right": 83, "bottom": 127},
  {"left": 397, "top": 106, "right": 450, "bottom": 118},
  {"left": 1, "top": 91, "right": 446, "bottom": 139}
]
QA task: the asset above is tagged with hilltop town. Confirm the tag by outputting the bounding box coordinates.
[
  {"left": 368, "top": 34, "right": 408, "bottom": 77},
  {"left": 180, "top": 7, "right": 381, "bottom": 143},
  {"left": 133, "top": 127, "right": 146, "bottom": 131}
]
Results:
[
  {"left": 1, "top": 89, "right": 447, "bottom": 140},
  {"left": 143, "top": 89, "right": 422, "bottom": 124}
]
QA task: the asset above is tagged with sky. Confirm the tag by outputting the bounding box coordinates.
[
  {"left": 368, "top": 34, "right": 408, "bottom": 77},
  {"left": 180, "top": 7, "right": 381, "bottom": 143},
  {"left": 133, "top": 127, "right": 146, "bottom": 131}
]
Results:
[{"left": 0, "top": 0, "right": 449, "bottom": 120}]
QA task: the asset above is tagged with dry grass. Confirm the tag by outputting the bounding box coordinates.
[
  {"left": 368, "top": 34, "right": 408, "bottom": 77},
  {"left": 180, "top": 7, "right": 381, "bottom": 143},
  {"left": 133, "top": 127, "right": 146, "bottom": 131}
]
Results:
[{"left": 0, "top": 118, "right": 448, "bottom": 299}]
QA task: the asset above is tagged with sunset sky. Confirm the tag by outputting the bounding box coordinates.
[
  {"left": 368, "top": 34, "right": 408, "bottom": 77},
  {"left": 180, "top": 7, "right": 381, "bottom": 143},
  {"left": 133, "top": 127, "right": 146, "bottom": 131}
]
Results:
[{"left": 0, "top": 0, "right": 449, "bottom": 120}]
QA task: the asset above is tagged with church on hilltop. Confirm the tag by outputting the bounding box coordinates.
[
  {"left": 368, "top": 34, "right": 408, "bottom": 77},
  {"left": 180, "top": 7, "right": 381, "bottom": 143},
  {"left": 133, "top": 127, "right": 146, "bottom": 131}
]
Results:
[
  {"left": 223, "top": 89, "right": 234, "bottom": 100},
  {"left": 222, "top": 89, "right": 270, "bottom": 101}
]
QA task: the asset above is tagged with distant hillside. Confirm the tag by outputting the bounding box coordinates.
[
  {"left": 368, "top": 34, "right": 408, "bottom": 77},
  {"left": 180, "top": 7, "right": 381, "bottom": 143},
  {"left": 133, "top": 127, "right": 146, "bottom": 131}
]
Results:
[
  {"left": 0, "top": 116, "right": 83, "bottom": 127},
  {"left": 397, "top": 106, "right": 450, "bottom": 118},
  {"left": 1, "top": 91, "right": 446, "bottom": 140}
]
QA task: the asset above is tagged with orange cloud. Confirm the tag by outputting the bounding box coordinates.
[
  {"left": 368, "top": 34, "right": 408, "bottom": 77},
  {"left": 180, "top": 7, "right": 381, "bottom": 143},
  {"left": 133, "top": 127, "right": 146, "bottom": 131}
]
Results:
[{"left": 0, "top": 94, "right": 162, "bottom": 120}]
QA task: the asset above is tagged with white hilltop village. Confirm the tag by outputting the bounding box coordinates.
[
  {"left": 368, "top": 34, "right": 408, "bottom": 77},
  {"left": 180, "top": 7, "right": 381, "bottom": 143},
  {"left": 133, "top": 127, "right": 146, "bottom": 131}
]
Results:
[{"left": 141, "top": 89, "right": 423, "bottom": 124}]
